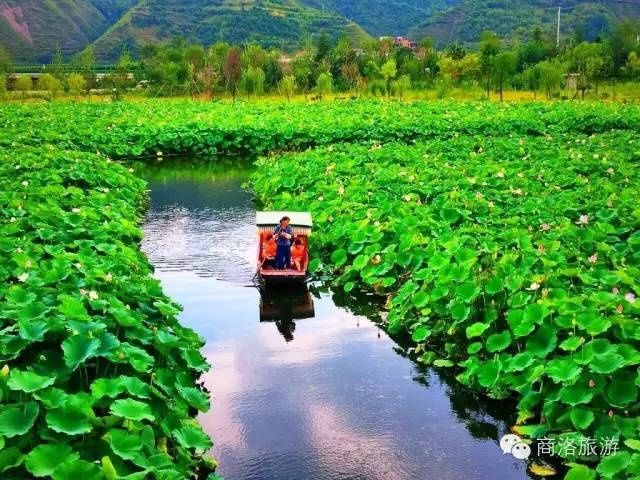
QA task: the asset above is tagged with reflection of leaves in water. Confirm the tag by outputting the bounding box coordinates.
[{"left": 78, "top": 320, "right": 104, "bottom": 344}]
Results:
[
  {"left": 333, "top": 286, "right": 518, "bottom": 437},
  {"left": 335, "top": 283, "right": 564, "bottom": 474},
  {"left": 134, "top": 158, "right": 255, "bottom": 183}
]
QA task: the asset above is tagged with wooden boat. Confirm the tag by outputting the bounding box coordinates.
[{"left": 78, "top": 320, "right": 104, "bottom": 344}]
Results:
[{"left": 257, "top": 211, "right": 312, "bottom": 285}]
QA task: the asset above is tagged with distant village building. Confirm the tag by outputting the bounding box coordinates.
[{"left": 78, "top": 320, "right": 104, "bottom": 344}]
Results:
[
  {"left": 278, "top": 55, "right": 292, "bottom": 66},
  {"left": 379, "top": 36, "right": 417, "bottom": 50}
]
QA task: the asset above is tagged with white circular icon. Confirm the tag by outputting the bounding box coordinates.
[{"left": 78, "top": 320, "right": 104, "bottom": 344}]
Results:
[
  {"left": 500, "top": 434, "right": 532, "bottom": 460},
  {"left": 500, "top": 434, "right": 522, "bottom": 454},
  {"left": 511, "top": 442, "right": 532, "bottom": 460}
]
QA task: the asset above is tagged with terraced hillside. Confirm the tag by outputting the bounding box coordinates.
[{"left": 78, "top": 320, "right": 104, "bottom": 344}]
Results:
[{"left": 90, "top": 0, "right": 370, "bottom": 60}]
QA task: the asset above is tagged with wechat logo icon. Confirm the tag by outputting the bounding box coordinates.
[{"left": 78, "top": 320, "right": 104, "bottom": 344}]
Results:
[{"left": 500, "top": 434, "right": 532, "bottom": 460}]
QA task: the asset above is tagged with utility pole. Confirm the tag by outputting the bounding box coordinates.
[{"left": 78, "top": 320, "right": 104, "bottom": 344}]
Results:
[{"left": 556, "top": 7, "right": 561, "bottom": 48}]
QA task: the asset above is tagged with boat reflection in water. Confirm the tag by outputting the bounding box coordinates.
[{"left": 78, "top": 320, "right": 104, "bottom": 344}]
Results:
[{"left": 259, "top": 285, "right": 315, "bottom": 342}]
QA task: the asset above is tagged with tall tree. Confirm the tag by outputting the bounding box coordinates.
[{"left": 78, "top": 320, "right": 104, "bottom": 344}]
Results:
[
  {"left": 570, "top": 42, "right": 611, "bottom": 98},
  {"left": 380, "top": 58, "right": 397, "bottom": 97},
  {"left": 78, "top": 46, "right": 96, "bottom": 88},
  {"left": 293, "top": 53, "right": 314, "bottom": 99},
  {"left": 280, "top": 75, "right": 296, "bottom": 101},
  {"left": 314, "top": 33, "right": 333, "bottom": 63},
  {"left": 623, "top": 52, "right": 640, "bottom": 80},
  {"left": 493, "top": 51, "right": 517, "bottom": 102},
  {"left": 609, "top": 20, "right": 640, "bottom": 73},
  {"left": 49, "top": 46, "right": 65, "bottom": 81},
  {"left": 479, "top": 31, "right": 501, "bottom": 99},
  {"left": 224, "top": 47, "right": 243, "bottom": 101},
  {"left": 536, "top": 59, "right": 565, "bottom": 99},
  {"left": 315, "top": 72, "right": 332, "bottom": 100}
]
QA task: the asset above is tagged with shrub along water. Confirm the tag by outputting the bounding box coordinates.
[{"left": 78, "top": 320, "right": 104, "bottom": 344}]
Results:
[
  {"left": 251, "top": 132, "right": 640, "bottom": 479},
  {"left": 0, "top": 148, "right": 213, "bottom": 479}
]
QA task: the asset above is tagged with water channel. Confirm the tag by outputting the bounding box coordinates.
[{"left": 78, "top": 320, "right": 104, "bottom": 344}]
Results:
[{"left": 140, "top": 159, "right": 533, "bottom": 480}]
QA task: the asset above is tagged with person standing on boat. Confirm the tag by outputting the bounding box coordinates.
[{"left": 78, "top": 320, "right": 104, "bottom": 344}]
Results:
[{"left": 274, "top": 216, "right": 294, "bottom": 269}]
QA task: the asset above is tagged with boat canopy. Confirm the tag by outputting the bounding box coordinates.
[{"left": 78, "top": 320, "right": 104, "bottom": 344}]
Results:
[{"left": 256, "top": 211, "right": 313, "bottom": 236}]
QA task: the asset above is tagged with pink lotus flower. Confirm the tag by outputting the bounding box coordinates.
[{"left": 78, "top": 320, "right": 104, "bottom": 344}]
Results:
[
  {"left": 625, "top": 293, "right": 636, "bottom": 304},
  {"left": 612, "top": 287, "right": 620, "bottom": 295},
  {"left": 588, "top": 254, "right": 598, "bottom": 264},
  {"left": 540, "top": 223, "right": 551, "bottom": 232},
  {"left": 577, "top": 215, "right": 589, "bottom": 225}
]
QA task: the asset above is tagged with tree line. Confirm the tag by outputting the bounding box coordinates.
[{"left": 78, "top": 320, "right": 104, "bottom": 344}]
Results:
[{"left": 1, "top": 21, "right": 639, "bottom": 101}]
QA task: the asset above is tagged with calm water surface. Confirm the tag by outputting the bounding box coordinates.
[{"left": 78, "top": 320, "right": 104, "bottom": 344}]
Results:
[{"left": 140, "top": 160, "right": 532, "bottom": 480}]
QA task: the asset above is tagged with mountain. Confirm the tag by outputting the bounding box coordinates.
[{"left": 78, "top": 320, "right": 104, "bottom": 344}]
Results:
[
  {"left": 90, "top": 0, "right": 371, "bottom": 60},
  {"left": 0, "top": 0, "right": 639, "bottom": 63},
  {"left": 0, "top": 0, "right": 137, "bottom": 62},
  {"left": 409, "top": 0, "right": 640, "bottom": 45},
  {"left": 300, "top": 0, "right": 462, "bottom": 37}
]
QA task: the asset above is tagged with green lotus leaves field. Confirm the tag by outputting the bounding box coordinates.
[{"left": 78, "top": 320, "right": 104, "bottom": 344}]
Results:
[
  {"left": 1, "top": 100, "right": 639, "bottom": 158},
  {"left": 0, "top": 147, "right": 213, "bottom": 479},
  {"left": 1, "top": 99, "right": 639, "bottom": 479},
  {"left": 251, "top": 129, "right": 640, "bottom": 479}
]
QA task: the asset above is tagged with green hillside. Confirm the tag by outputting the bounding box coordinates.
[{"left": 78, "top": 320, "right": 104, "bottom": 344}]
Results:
[
  {"left": 300, "top": 0, "right": 462, "bottom": 37},
  {"left": 91, "top": 0, "right": 369, "bottom": 60},
  {"left": 409, "top": 0, "right": 640, "bottom": 44},
  {"left": 1, "top": 0, "right": 639, "bottom": 63},
  {"left": 89, "top": 0, "right": 139, "bottom": 21},
  {"left": 0, "top": 0, "right": 135, "bottom": 62}
]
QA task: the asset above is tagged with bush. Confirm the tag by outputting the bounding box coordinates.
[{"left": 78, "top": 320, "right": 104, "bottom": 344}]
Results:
[
  {"left": 14, "top": 75, "right": 33, "bottom": 98},
  {"left": 435, "top": 78, "right": 451, "bottom": 99},
  {"left": 368, "top": 79, "right": 386, "bottom": 97},
  {"left": 315, "top": 72, "right": 333, "bottom": 99},
  {"left": 67, "top": 73, "right": 87, "bottom": 96},
  {"left": 39, "top": 73, "right": 63, "bottom": 99},
  {"left": 279, "top": 75, "right": 296, "bottom": 101}
]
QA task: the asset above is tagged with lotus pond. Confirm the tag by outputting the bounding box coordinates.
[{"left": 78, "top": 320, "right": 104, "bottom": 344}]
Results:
[
  {"left": 0, "top": 99, "right": 639, "bottom": 480},
  {"left": 138, "top": 159, "right": 537, "bottom": 480}
]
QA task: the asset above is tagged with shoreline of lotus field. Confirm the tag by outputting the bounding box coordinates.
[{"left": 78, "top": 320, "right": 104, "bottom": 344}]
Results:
[
  {"left": 250, "top": 132, "right": 640, "bottom": 479},
  {"left": 0, "top": 147, "right": 215, "bottom": 479}
]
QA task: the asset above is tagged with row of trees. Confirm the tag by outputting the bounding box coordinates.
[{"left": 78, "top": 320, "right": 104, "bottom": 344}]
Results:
[
  {"left": 132, "top": 22, "right": 640, "bottom": 101},
  {"left": 1, "top": 21, "right": 639, "bottom": 101}
]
